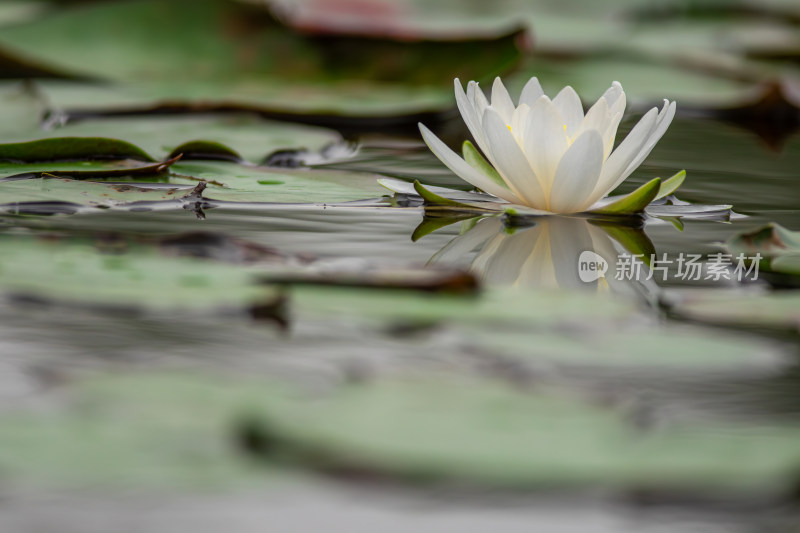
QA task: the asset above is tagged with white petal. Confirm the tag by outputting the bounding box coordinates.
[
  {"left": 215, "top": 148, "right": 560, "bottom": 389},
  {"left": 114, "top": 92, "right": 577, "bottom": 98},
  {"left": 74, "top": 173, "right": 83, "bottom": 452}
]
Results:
[
  {"left": 574, "top": 97, "right": 609, "bottom": 140},
  {"left": 602, "top": 89, "right": 627, "bottom": 159},
  {"left": 454, "top": 79, "right": 487, "bottom": 150},
  {"left": 597, "top": 100, "right": 675, "bottom": 198},
  {"left": 548, "top": 130, "right": 604, "bottom": 213},
  {"left": 602, "top": 111, "right": 623, "bottom": 160},
  {"left": 552, "top": 86, "right": 584, "bottom": 137},
  {"left": 601, "top": 81, "right": 624, "bottom": 108},
  {"left": 519, "top": 77, "right": 544, "bottom": 107},
  {"left": 481, "top": 107, "right": 547, "bottom": 209},
  {"left": 491, "top": 77, "right": 516, "bottom": 124},
  {"left": 418, "top": 123, "right": 522, "bottom": 203},
  {"left": 588, "top": 107, "right": 659, "bottom": 202},
  {"left": 470, "top": 81, "right": 489, "bottom": 124},
  {"left": 509, "top": 103, "right": 530, "bottom": 144},
  {"left": 620, "top": 100, "right": 676, "bottom": 178},
  {"left": 523, "top": 95, "right": 568, "bottom": 194}
]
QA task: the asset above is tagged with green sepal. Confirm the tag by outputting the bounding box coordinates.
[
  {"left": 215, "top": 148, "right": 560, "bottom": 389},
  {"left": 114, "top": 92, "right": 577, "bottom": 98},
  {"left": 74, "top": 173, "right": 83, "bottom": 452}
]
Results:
[
  {"left": 589, "top": 177, "right": 661, "bottom": 215},
  {"left": 655, "top": 170, "right": 686, "bottom": 200},
  {"left": 462, "top": 140, "right": 506, "bottom": 188}
]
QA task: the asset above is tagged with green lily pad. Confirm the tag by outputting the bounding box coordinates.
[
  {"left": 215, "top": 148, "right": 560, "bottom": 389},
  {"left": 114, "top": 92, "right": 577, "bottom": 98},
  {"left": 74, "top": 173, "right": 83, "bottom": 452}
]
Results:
[
  {"left": 255, "top": 375, "right": 800, "bottom": 491},
  {"left": 667, "top": 289, "right": 800, "bottom": 334},
  {"left": 728, "top": 223, "right": 800, "bottom": 257},
  {"left": 36, "top": 79, "right": 456, "bottom": 121},
  {"left": 0, "top": 1, "right": 48, "bottom": 27},
  {"left": 0, "top": 82, "right": 47, "bottom": 137},
  {"left": 0, "top": 233, "right": 281, "bottom": 311},
  {"left": 173, "top": 162, "right": 388, "bottom": 204},
  {"left": 505, "top": 55, "right": 760, "bottom": 108},
  {"left": 0, "top": 158, "right": 180, "bottom": 180},
  {"left": 0, "top": 373, "right": 293, "bottom": 489},
  {"left": 727, "top": 223, "right": 800, "bottom": 278},
  {"left": 0, "top": 160, "right": 389, "bottom": 210},
  {"left": 0, "top": 0, "right": 523, "bottom": 118},
  {"left": 290, "top": 284, "right": 637, "bottom": 329},
  {"left": 5, "top": 369, "right": 799, "bottom": 492},
  {"left": 0, "top": 177, "right": 195, "bottom": 211},
  {"left": 0, "top": 137, "right": 153, "bottom": 162},
  {"left": 470, "top": 322, "right": 786, "bottom": 374},
  {"left": 0, "top": 113, "right": 343, "bottom": 163}
]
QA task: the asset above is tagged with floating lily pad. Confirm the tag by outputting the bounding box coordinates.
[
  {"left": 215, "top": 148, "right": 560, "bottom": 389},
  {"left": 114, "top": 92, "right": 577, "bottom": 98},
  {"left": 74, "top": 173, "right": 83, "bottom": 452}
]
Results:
[
  {"left": 173, "top": 162, "right": 389, "bottom": 204},
  {"left": 0, "top": 159, "right": 389, "bottom": 210},
  {"left": 667, "top": 289, "right": 800, "bottom": 334},
  {"left": 0, "top": 177, "right": 197, "bottom": 212},
  {"left": 35, "top": 79, "right": 456, "bottom": 122},
  {"left": 290, "top": 284, "right": 637, "bottom": 329},
  {"left": 0, "top": 373, "right": 293, "bottom": 488},
  {"left": 4, "top": 369, "right": 799, "bottom": 492},
  {"left": 470, "top": 324, "right": 786, "bottom": 375},
  {"left": 256, "top": 375, "right": 800, "bottom": 492},
  {"left": 0, "top": 82, "right": 47, "bottom": 137},
  {"left": 0, "top": 233, "right": 279, "bottom": 312},
  {"left": 0, "top": 0, "right": 523, "bottom": 118},
  {"left": 728, "top": 223, "right": 800, "bottom": 258},
  {"left": 727, "top": 223, "right": 800, "bottom": 278},
  {"left": 0, "top": 158, "right": 179, "bottom": 181},
  {"left": 505, "top": 55, "right": 761, "bottom": 109},
  {"left": 0, "top": 113, "right": 343, "bottom": 163},
  {"left": 0, "top": 137, "right": 153, "bottom": 163}
]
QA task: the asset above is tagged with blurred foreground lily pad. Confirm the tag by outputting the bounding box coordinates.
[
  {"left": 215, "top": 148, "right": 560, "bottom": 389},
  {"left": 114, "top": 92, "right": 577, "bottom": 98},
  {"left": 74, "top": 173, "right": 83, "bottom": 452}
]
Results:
[
  {"left": 3, "top": 371, "right": 800, "bottom": 493},
  {"left": 667, "top": 289, "right": 800, "bottom": 334},
  {"left": 256, "top": 374, "right": 800, "bottom": 492},
  {"left": 290, "top": 285, "right": 787, "bottom": 376},
  {"left": 0, "top": 233, "right": 279, "bottom": 312}
]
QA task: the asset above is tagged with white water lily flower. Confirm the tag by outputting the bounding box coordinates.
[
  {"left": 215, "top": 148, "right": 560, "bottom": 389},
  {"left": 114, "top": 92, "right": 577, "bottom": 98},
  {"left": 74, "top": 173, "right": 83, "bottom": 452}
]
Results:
[{"left": 419, "top": 77, "right": 676, "bottom": 214}]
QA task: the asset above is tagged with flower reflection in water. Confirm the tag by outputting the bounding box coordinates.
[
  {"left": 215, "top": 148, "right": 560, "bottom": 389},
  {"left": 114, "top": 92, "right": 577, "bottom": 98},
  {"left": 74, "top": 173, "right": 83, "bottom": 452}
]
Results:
[{"left": 429, "top": 216, "right": 659, "bottom": 302}]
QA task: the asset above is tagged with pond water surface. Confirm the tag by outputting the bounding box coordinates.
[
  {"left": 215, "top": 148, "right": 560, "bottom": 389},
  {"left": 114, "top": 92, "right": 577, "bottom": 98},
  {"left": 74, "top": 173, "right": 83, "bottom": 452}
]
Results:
[{"left": 1, "top": 114, "right": 799, "bottom": 532}]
